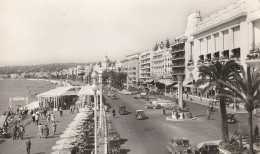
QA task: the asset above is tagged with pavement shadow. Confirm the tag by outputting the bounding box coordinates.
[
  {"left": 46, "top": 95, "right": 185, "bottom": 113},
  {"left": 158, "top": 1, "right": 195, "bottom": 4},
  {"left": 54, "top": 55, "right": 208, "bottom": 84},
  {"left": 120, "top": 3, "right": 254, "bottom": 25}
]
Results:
[
  {"left": 23, "top": 136, "right": 36, "bottom": 139},
  {"left": 193, "top": 114, "right": 206, "bottom": 117},
  {"left": 34, "top": 152, "right": 46, "bottom": 154},
  {"left": 121, "top": 149, "right": 130, "bottom": 154},
  {"left": 119, "top": 138, "right": 128, "bottom": 145}
]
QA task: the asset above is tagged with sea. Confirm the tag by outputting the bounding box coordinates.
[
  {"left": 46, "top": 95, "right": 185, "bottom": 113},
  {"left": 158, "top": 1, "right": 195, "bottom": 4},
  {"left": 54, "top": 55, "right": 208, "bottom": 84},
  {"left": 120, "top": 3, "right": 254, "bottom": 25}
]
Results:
[{"left": 0, "top": 79, "right": 56, "bottom": 114}]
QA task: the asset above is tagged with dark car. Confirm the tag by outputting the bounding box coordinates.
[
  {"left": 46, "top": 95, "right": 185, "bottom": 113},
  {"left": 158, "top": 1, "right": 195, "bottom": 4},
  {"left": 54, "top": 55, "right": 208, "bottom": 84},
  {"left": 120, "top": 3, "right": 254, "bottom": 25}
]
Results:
[
  {"left": 167, "top": 137, "right": 192, "bottom": 154},
  {"left": 119, "top": 106, "right": 128, "bottom": 115},
  {"left": 226, "top": 113, "right": 237, "bottom": 123},
  {"left": 108, "top": 139, "right": 121, "bottom": 154},
  {"left": 199, "top": 143, "right": 219, "bottom": 154},
  {"left": 108, "top": 129, "right": 120, "bottom": 140}
]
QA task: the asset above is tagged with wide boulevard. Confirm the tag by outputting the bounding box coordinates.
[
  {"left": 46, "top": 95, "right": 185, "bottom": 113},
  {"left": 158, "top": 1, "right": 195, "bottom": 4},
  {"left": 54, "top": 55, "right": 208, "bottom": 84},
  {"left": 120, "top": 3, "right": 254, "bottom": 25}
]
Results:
[{"left": 103, "top": 87, "right": 256, "bottom": 154}]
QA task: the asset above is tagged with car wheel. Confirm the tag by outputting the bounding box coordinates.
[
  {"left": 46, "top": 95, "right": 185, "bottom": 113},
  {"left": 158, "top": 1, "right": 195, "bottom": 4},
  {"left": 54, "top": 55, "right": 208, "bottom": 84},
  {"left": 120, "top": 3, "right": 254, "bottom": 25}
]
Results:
[{"left": 145, "top": 106, "right": 148, "bottom": 109}]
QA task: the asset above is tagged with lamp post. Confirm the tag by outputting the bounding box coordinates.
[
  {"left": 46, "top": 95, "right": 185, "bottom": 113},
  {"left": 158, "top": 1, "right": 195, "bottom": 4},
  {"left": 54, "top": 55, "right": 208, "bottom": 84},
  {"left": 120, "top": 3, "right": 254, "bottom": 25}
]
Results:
[
  {"left": 99, "top": 72, "right": 103, "bottom": 133},
  {"left": 91, "top": 71, "right": 98, "bottom": 154}
]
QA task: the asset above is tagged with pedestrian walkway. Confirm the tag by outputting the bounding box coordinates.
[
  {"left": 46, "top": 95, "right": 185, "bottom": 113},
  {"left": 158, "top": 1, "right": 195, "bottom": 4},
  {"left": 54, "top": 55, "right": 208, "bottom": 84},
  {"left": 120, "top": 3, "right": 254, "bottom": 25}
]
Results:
[{"left": 0, "top": 110, "right": 77, "bottom": 154}]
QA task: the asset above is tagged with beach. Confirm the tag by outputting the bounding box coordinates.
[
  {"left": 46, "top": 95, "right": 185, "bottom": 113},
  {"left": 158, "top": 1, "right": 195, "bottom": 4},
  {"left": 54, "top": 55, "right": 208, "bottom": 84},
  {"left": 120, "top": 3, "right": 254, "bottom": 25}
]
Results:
[{"left": 0, "top": 79, "right": 56, "bottom": 114}]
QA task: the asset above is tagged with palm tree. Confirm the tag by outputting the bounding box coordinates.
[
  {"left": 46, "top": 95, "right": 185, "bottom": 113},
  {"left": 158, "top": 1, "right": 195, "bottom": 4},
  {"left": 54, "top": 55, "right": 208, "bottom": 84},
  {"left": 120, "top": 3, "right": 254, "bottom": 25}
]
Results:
[
  {"left": 218, "top": 66, "right": 260, "bottom": 153},
  {"left": 196, "top": 60, "right": 241, "bottom": 144}
]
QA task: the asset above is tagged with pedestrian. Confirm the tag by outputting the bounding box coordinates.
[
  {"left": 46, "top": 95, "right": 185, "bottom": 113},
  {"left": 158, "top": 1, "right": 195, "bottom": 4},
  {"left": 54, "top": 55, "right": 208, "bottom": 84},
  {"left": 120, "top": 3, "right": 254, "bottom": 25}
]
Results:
[
  {"left": 72, "top": 106, "right": 75, "bottom": 113},
  {"left": 12, "top": 125, "right": 18, "bottom": 140},
  {"left": 70, "top": 106, "right": 73, "bottom": 114},
  {"left": 59, "top": 107, "right": 63, "bottom": 117},
  {"left": 162, "top": 108, "right": 166, "bottom": 115},
  {"left": 46, "top": 113, "right": 50, "bottom": 123},
  {"left": 35, "top": 114, "right": 39, "bottom": 125},
  {"left": 32, "top": 113, "right": 35, "bottom": 123},
  {"left": 25, "top": 138, "right": 31, "bottom": 154},
  {"left": 207, "top": 107, "right": 211, "bottom": 120},
  {"left": 43, "top": 125, "right": 49, "bottom": 139},
  {"left": 38, "top": 123, "right": 43, "bottom": 139},
  {"left": 77, "top": 107, "right": 79, "bottom": 113},
  {"left": 112, "top": 109, "right": 116, "bottom": 117},
  {"left": 19, "top": 125, "right": 25, "bottom": 140},
  {"left": 52, "top": 122, "right": 57, "bottom": 135},
  {"left": 3, "top": 121, "right": 8, "bottom": 129},
  {"left": 51, "top": 113, "right": 55, "bottom": 122}
]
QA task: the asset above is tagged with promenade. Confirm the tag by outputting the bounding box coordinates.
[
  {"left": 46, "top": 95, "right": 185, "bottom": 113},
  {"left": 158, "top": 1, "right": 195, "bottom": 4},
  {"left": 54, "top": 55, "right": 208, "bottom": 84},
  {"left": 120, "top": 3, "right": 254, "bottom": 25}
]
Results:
[{"left": 0, "top": 110, "right": 76, "bottom": 154}]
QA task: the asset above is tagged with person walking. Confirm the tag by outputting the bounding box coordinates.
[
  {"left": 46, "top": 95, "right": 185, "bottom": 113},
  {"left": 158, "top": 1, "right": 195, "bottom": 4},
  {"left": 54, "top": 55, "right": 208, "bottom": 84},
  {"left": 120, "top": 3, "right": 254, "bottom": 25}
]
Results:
[
  {"left": 59, "top": 107, "right": 63, "bottom": 117},
  {"left": 43, "top": 125, "right": 49, "bottom": 139},
  {"left": 207, "top": 107, "right": 211, "bottom": 120},
  {"left": 19, "top": 125, "right": 25, "bottom": 140},
  {"left": 162, "top": 108, "right": 166, "bottom": 115},
  {"left": 32, "top": 113, "right": 35, "bottom": 123},
  {"left": 38, "top": 123, "right": 43, "bottom": 139},
  {"left": 51, "top": 113, "right": 55, "bottom": 122},
  {"left": 25, "top": 138, "right": 31, "bottom": 154},
  {"left": 52, "top": 122, "right": 57, "bottom": 135},
  {"left": 70, "top": 106, "right": 73, "bottom": 114},
  {"left": 46, "top": 113, "right": 50, "bottom": 123},
  {"left": 35, "top": 114, "right": 39, "bottom": 125},
  {"left": 12, "top": 125, "right": 18, "bottom": 140}
]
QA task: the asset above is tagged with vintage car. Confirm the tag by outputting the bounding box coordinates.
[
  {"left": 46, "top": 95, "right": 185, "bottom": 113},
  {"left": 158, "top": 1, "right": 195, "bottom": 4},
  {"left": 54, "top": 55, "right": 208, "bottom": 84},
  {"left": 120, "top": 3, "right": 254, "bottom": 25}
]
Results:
[
  {"left": 144, "top": 102, "right": 161, "bottom": 109},
  {"left": 119, "top": 106, "right": 128, "bottom": 115},
  {"left": 160, "top": 102, "right": 178, "bottom": 110},
  {"left": 198, "top": 143, "right": 219, "bottom": 154},
  {"left": 108, "top": 139, "right": 121, "bottom": 154},
  {"left": 120, "top": 89, "right": 134, "bottom": 95},
  {"left": 107, "top": 92, "right": 114, "bottom": 97},
  {"left": 167, "top": 137, "right": 192, "bottom": 154},
  {"left": 226, "top": 113, "right": 237, "bottom": 123},
  {"left": 108, "top": 129, "right": 120, "bottom": 140},
  {"left": 135, "top": 110, "right": 146, "bottom": 120}
]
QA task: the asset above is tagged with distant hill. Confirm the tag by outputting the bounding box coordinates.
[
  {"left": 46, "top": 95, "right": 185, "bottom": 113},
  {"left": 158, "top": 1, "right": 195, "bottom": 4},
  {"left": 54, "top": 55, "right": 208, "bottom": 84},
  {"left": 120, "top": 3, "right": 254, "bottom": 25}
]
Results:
[{"left": 0, "top": 63, "right": 91, "bottom": 74}]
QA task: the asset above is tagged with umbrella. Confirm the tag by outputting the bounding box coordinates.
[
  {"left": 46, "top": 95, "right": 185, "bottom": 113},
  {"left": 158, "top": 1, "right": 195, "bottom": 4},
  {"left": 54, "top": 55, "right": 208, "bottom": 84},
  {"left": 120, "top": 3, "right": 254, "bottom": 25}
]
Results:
[
  {"left": 50, "top": 150, "right": 71, "bottom": 154},
  {"left": 52, "top": 144, "right": 74, "bottom": 151},
  {"left": 56, "top": 138, "right": 77, "bottom": 145},
  {"left": 60, "top": 132, "right": 78, "bottom": 138}
]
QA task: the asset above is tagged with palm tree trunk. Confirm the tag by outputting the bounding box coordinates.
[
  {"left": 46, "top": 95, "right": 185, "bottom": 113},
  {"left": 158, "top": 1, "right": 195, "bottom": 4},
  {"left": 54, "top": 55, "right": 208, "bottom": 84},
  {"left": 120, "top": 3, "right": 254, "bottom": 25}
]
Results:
[
  {"left": 249, "top": 111, "right": 254, "bottom": 154},
  {"left": 219, "top": 97, "right": 229, "bottom": 143}
]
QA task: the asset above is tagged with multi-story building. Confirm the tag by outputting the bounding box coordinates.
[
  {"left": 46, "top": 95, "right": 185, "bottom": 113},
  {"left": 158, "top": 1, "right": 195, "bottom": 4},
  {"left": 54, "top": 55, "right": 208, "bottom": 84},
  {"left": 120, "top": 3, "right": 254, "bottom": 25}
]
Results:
[
  {"left": 139, "top": 49, "right": 153, "bottom": 84},
  {"left": 171, "top": 36, "right": 187, "bottom": 82},
  {"left": 184, "top": 0, "right": 260, "bottom": 96},
  {"left": 151, "top": 42, "right": 172, "bottom": 80},
  {"left": 124, "top": 53, "right": 140, "bottom": 85}
]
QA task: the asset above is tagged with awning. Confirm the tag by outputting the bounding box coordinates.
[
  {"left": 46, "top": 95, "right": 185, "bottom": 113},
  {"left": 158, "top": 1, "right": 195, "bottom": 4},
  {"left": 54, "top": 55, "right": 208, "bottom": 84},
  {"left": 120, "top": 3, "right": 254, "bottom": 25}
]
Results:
[
  {"left": 23, "top": 101, "right": 39, "bottom": 110},
  {"left": 37, "top": 86, "right": 73, "bottom": 97},
  {"left": 157, "top": 79, "right": 177, "bottom": 86},
  {"left": 77, "top": 86, "right": 100, "bottom": 96},
  {"left": 146, "top": 79, "right": 154, "bottom": 83},
  {"left": 197, "top": 83, "right": 209, "bottom": 89},
  {"left": 183, "top": 80, "right": 193, "bottom": 87}
]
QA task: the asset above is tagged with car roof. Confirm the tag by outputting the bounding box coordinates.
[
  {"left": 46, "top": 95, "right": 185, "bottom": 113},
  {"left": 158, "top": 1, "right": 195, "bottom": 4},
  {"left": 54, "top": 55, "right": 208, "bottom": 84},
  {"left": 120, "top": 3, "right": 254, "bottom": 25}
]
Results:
[
  {"left": 171, "top": 137, "right": 189, "bottom": 141},
  {"left": 136, "top": 110, "right": 143, "bottom": 112}
]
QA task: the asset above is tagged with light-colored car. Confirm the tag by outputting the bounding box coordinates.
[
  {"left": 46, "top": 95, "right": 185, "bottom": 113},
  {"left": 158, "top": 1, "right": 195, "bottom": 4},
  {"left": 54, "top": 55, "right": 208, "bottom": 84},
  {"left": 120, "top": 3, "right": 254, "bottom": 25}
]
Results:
[
  {"left": 167, "top": 137, "right": 192, "bottom": 154},
  {"left": 107, "top": 92, "right": 114, "bottom": 97},
  {"left": 120, "top": 89, "right": 133, "bottom": 95},
  {"left": 144, "top": 103, "right": 161, "bottom": 109},
  {"left": 135, "top": 110, "right": 146, "bottom": 120},
  {"left": 108, "top": 129, "right": 120, "bottom": 140}
]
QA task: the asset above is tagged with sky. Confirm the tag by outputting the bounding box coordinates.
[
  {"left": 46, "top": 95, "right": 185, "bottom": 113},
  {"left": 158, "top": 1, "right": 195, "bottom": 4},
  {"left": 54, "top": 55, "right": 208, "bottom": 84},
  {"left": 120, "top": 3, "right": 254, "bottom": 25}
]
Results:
[{"left": 0, "top": 0, "right": 238, "bottom": 66}]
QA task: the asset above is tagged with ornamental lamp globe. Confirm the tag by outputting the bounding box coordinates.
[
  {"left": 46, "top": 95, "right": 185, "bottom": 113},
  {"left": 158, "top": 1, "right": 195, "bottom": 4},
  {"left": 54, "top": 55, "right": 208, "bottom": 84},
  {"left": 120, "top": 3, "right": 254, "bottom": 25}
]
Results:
[{"left": 91, "top": 83, "right": 98, "bottom": 91}]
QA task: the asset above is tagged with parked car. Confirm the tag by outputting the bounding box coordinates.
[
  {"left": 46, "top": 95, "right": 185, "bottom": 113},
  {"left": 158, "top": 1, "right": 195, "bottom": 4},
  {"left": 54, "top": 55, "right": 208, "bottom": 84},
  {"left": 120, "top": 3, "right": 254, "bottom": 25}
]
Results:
[
  {"left": 226, "top": 113, "right": 237, "bottom": 123},
  {"left": 108, "top": 129, "right": 120, "bottom": 140},
  {"left": 198, "top": 143, "right": 219, "bottom": 154},
  {"left": 108, "top": 139, "right": 121, "bottom": 154},
  {"left": 119, "top": 106, "right": 128, "bottom": 115},
  {"left": 107, "top": 92, "right": 114, "bottom": 97},
  {"left": 167, "top": 137, "right": 192, "bottom": 154},
  {"left": 120, "top": 89, "right": 133, "bottom": 95},
  {"left": 144, "top": 102, "right": 161, "bottom": 109},
  {"left": 135, "top": 110, "right": 146, "bottom": 120}
]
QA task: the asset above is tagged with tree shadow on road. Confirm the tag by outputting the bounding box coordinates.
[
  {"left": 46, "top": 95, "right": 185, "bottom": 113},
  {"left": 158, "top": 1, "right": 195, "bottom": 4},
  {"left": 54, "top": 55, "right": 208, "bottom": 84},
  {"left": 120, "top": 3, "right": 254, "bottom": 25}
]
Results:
[{"left": 121, "top": 149, "right": 130, "bottom": 154}]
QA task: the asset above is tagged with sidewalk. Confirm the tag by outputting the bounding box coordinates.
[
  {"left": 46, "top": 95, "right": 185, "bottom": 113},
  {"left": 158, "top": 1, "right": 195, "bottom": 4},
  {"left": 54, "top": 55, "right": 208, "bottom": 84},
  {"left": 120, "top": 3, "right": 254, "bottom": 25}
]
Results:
[{"left": 0, "top": 110, "right": 77, "bottom": 154}]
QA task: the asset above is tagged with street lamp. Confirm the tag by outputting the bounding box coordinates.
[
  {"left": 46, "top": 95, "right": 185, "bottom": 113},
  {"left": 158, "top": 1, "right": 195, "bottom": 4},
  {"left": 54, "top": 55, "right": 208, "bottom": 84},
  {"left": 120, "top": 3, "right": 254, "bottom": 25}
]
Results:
[
  {"left": 98, "top": 72, "right": 103, "bottom": 133},
  {"left": 91, "top": 71, "right": 98, "bottom": 154}
]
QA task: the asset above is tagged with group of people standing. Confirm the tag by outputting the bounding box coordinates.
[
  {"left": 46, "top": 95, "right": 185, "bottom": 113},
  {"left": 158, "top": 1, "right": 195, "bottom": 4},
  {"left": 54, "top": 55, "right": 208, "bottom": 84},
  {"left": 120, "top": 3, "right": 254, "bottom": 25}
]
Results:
[
  {"left": 37, "top": 122, "right": 56, "bottom": 139},
  {"left": 12, "top": 124, "right": 25, "bottom": 140}
]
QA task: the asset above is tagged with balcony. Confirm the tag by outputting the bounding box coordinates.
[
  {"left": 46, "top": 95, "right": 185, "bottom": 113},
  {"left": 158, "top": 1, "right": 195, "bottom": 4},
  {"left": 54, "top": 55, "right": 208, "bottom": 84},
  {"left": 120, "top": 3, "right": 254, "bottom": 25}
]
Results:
[
  {"left": 246, "top": 49, "right": 260, "bottom": 67},
  {"left": 187, "top": 60, "right": 195, "bottom": 71}
]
